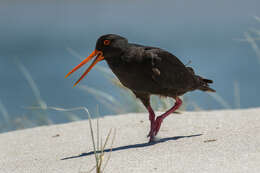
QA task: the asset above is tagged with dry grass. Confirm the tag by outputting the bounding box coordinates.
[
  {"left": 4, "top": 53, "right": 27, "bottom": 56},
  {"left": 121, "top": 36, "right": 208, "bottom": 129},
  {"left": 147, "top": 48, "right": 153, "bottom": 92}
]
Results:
[{"left": 26, "top": 105, "right": 116, "bottom": 173}]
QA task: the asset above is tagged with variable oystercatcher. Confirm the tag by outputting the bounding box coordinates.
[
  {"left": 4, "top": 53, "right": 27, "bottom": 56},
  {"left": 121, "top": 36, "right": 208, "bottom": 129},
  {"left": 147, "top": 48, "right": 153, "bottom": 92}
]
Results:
[{"left": 66, "top": 34, "right": 215, "bottom": 142}]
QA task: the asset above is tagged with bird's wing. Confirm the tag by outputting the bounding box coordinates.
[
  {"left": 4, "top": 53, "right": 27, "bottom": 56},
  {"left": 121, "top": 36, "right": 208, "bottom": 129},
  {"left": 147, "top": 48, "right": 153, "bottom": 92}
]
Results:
[
  {"left": 156, "top": 49, "right": 197, "bottom": 90},
  {"left": 123, "top": 46, "right": 196, "bottom": 90}
]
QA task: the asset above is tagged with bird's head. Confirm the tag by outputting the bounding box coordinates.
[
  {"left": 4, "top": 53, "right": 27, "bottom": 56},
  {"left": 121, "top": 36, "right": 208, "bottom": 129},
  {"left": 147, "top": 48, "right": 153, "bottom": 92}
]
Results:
[
  {"left": 65, "top": 34, "right": 128, "bottom": 86},
  {"left": 96, "top": 34, "right": 128, "bottom": 58}
]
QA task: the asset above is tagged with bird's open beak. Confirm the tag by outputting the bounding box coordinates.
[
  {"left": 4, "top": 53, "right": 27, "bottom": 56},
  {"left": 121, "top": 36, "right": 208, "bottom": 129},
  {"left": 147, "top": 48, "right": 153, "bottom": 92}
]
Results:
[{"left": 65, "top": 49, "right": 104, "bottom": 87}]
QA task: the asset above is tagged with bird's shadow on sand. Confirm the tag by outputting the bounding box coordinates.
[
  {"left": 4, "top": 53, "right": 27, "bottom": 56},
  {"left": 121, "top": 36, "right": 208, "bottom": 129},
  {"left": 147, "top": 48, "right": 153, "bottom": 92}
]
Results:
[{"left": 61, "top": 134, "right": 202, "bottom": 160}]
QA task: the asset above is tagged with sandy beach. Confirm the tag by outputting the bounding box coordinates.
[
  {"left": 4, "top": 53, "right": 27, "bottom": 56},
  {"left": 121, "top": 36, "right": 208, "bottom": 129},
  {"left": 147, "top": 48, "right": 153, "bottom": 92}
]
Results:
[{"left": 0, "top": 108, "right": 260, "bottom": 173}]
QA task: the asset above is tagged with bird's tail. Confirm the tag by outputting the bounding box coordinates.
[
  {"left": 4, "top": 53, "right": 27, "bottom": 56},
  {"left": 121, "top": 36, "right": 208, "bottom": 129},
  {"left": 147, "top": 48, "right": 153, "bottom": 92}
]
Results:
[
  {"left": 197, "top": 77, "right": 216, "bottom": 92},
  {"left": 186, "top": 67, "right": 216, "bottom": 92}
]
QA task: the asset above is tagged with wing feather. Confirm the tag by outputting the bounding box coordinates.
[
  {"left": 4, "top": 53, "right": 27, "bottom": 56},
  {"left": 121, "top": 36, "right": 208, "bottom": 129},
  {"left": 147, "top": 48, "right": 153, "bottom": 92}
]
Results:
[{"left": 141, "top": 48, "right": 196, "bottom": 90}]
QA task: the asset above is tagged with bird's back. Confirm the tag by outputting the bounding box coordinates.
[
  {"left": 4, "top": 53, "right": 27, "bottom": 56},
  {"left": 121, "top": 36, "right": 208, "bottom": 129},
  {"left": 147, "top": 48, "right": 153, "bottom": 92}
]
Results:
[{"left": 105, "top": 43, "right": 215, "bottom": 97}]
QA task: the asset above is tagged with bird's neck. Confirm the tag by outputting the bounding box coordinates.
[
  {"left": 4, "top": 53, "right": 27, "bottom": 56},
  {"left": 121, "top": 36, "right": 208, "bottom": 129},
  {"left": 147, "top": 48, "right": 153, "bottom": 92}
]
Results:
[{"left": 105, "top": 55, "right": 124, "bottom": 69}]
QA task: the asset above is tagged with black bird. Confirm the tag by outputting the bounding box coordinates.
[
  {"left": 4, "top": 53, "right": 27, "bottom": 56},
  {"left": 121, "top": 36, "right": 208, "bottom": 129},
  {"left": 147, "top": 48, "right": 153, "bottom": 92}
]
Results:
[{"left": 66, "top": 34, "right": 215, "bottom": 142}]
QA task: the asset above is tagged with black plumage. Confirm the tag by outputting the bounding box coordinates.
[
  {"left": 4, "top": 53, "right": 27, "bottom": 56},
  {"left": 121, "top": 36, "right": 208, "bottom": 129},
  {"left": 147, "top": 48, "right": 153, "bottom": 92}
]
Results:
[{"left": 66, "top": 34, "right": 215, "bottom": 142}]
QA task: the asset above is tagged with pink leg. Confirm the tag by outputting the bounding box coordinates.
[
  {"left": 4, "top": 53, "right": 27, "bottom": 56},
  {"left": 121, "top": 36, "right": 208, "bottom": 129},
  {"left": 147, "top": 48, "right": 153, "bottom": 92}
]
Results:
[
  {"left": 147, "top": 105, "right": 156, "bottom": 140},
  {"left": 153, "top": 97, "right": 182, "bottom": 136}
]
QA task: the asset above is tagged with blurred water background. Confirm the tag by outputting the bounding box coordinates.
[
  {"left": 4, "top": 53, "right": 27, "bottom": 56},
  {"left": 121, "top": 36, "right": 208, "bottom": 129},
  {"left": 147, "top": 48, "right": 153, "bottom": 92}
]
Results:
[{"left": 0, "top": 0, "right": 260, "bottom": 132}]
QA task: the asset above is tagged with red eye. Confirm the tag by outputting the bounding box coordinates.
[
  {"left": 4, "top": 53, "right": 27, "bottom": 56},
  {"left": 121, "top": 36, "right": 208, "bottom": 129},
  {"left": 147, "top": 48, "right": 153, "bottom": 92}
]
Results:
[{"left": 103, "top": 40, "right": 110, "bottom": 46}]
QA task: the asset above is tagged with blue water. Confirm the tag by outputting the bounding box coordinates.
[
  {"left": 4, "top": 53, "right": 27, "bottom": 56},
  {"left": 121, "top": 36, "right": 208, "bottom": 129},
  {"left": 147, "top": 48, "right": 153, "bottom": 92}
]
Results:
[{"left": 0, "top": 0, "right": 260, "bottom": 131}]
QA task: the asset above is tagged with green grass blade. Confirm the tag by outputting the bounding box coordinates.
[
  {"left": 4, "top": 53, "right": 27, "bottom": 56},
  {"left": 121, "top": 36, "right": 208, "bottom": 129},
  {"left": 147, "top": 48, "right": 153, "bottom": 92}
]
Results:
[{"left": 102, "top": 129, "right": 116, "bottom": 172}]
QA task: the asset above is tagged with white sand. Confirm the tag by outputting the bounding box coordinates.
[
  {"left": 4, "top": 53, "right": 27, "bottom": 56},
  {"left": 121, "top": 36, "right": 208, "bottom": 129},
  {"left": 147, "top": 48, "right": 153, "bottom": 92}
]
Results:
[{"left": 0, "top": 108, "right": 260, "bottom": 173}]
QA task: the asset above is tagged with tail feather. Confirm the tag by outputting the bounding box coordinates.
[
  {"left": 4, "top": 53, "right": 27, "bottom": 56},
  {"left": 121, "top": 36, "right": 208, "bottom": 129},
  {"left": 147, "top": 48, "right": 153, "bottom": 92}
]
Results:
[
  {"left": 197, "top": 76, "right": 215, "bottom": 92},
  {"left": 202, "top": 78, "right": 213, "bottom": 84},
  {"left": 199, "top": 85, "right": 216, "bottom": 92},
  {"left": 186, "top": 66, "right": 215, "bottom": 92}
]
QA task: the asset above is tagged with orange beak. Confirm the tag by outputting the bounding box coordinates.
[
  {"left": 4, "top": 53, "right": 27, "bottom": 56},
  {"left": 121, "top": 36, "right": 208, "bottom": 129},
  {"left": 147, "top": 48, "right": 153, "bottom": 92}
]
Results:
[{"left": 65, "top": 49, "right": 104, "bottom": 87}]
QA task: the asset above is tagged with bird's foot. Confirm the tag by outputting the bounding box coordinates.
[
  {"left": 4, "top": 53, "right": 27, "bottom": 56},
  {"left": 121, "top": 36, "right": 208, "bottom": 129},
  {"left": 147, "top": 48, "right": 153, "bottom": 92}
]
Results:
[
  {"left": 154, "top": 117, "right": 163, "bottom": 136},
  {"left": 148, "top": 135, "right": 155, "bottom": 143},
  {"left": 147, "top": 122, "right": 155, "bottom": 138},
  {"left": 147, "top": 117, "right": 163, "bottom": 140},
  {"left": 149, "top": 135, "right": 159, "bottom": 143},
  {"left": 146, "top": 97, "right": 183, "bottom": 143}
]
